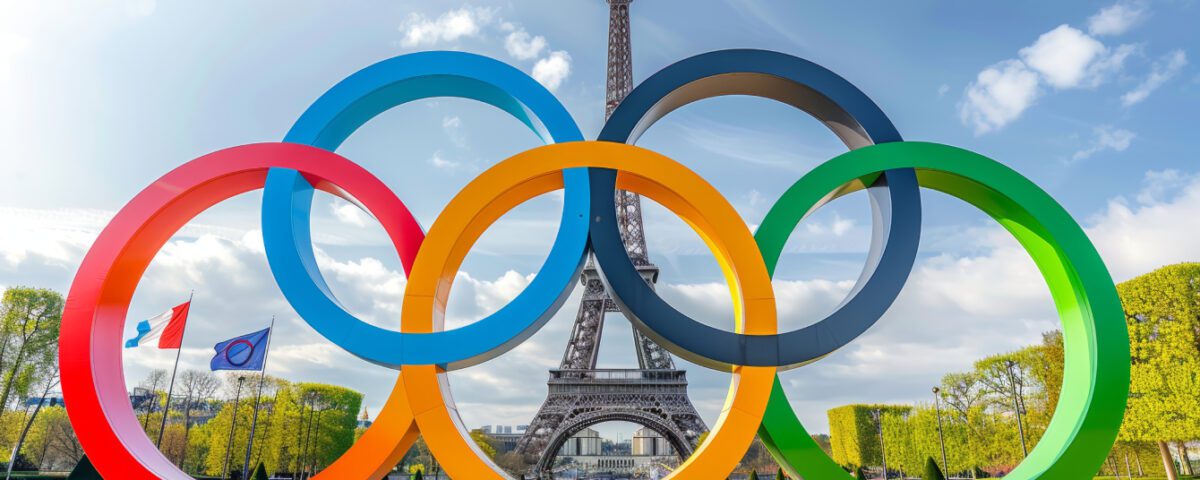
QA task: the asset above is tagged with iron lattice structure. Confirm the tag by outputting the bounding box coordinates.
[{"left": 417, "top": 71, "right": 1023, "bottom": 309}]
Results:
[{"left": 515, "top": 0, "right": 707, "bottom": 475}]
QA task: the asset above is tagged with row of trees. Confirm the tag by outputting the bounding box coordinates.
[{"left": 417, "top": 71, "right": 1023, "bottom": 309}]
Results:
[
  {"left": 0, "top": 287, "right": 66, "bottom": 470},
  {"left": 133, "top": 371, "right": 363, "bottom": 478},
  {"left": 829, "top": 262, "right": 1200, "bottom": 478},
  {"left": 828, "top": 330, "right": 1072, "bottom": 476}
]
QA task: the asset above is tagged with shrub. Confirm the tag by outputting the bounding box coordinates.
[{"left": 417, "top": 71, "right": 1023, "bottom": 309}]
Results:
[
  {"left": 253, "top": 462, "right": 269, "bottom": 480},
  {"left": 923, "top": 456, "right": 946, "bottom": 480}
]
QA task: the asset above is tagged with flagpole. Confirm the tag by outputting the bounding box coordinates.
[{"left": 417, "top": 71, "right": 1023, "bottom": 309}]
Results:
[
  {"left": 242, "top": 316, "right": 275, "bottom": 477},
  {"left": 157, "top": 290, "right": 193, "bottom": 449}
]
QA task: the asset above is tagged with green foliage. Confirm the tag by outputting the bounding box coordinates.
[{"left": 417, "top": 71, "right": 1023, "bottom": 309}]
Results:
[
  {"left": 1116, "top": 263, "right": 1200, "bottom": 443},
  {"left": 19, "top": 406, "right": 83, "bottom": 470},
  {"left": 827, "top": 404, "right": 909, "bottom": 468},
  {"left": 411, "top": 468, "right": 424, "bottom": 480},
  {"left": 0, "top": 287, "right": 63, "bottom": 412},
  {"left": 253, "top": 461, "right": 269, "bottom": 480},
  {"left": 922, "top": 456, "right": 945, "bottom": 480},
  {"left": 470, "top": 428, "right": 497, "bottom": 459},
  {"left": 853, "top": 466, "right": 866, "bottom": 478},
  {"left": 196, "top": 377, "right": 363, "bottom": 476},
  {"left": 829, "top": 327, "right": 1082, "bottom": 474},
  {"left": 747, "top": 469, "right": 759, "bottom": 480},
  {"left": 822, "top": 263, "right": 1200, "bottom": 477}
]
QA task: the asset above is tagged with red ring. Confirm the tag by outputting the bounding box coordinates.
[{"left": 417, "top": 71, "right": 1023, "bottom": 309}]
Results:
[
  {"left": 59, "top": 143, "right": 424, "bottom": 478},
  {"left": 224, "top": 339, "right": 256, "bottom": 366}
]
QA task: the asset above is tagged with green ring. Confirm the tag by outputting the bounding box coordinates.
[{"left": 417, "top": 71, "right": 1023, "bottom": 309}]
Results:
[{"left": 754, "top": 141, "right": 1129, "bottom": 478}]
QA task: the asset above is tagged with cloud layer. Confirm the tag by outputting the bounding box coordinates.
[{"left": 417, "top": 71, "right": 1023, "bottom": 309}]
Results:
[
  {"left": 958, "top": 23, "right": 1134, "bottom": 135},
  {"left": 957, "top": 2, "right": 1186, "bottom": 136},
  {"left": 397, "top": 6, "right": 572, "bottom": 92}
]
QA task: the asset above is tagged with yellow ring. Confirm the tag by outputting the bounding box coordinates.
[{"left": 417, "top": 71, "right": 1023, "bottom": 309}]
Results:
[{"left": 400, "top": 141, "right": 777, "bottom": 479}]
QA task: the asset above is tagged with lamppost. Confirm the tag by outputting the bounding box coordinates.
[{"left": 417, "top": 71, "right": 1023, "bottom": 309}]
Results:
[
  {"left": 298, "top": 392, "right": 318, "bottom": 480},
  {"left": 1005, "top": 360, "right": 1029, "bottom": 457},
  {"left": 932, "top": 387, "right": 949, "bottom": 477},
  {"left": 221, "top": 376, "right": 246, "bottom": 480},
  {"left": 871, "top": 408, "right": 888, "bottom": 479}
]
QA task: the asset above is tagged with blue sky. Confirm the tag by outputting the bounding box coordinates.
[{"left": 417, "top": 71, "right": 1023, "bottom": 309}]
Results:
[{"left": 2, "top": 0, "right": 1198, "bottom": 440}]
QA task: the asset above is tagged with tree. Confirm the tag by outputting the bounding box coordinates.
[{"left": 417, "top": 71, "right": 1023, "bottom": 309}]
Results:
[
  {"left": 136, "top": 369, "right": 168, "bottom": 433},
  {"left": 747, "top": 469, "right": 759, "bottom": 480},
  {"left": 923, "top": 457, "right": 945, "bottom": 480},
  {"left": 469, "top": 429, "right": 497, "bottom": 459},
  {"left": 0, "top": 287, "right": 63, "bottom": 413},
  {"left": 252, "top": 461, "right": 269, "bottom": 480},
  {"left": 175, "top": 369, "right": 220, "bottom": 468},
  {"left": 5, "top": 348, "right": 59, "bottom": 477},
  {"left": 1115, "top": 263, "right": 1200, "bottom": 480},
  {"left": 854, "top": 466, "right": 866, "bottom": 478},
  {"left": 25, "top": 406, "right": 82, "bottom": 470},
  {"left": 199, "top": 379, "right": 362, "bottom": 476}
]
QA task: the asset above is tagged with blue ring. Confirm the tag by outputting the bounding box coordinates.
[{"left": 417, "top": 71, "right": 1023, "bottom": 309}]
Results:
[
  {"left": 261, "top": 51, "right": 589, "bottom": 369},
  {"left": 593, "top": 49, "right": 922, "bottom": 369}
]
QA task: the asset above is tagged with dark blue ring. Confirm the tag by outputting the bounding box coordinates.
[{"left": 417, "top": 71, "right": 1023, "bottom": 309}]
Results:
[{"left": 592, "top": 49, "right": 922, "bottom": 369}]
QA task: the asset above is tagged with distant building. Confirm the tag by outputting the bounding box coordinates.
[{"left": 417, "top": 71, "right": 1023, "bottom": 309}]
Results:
[
  {"left": 481, "top": 424, "right": 529, "bottom": 453},
  {"left": 23, "top": 395, "right": 65, "bottom": 408},
  {"left": 557, "top": 427, "right": 676, "bottom": 473},
  {"left": 632, "top": 427, "right": 674, "bottom": 456},
  {"left": 357, "top": 408, "right": 373, "bottom": 429},
  {"left": 126, "top": 389, "right": 218, "bottom": 427},
  {"left": 559, "top": 428, "right": 602, "bottom": 456}
]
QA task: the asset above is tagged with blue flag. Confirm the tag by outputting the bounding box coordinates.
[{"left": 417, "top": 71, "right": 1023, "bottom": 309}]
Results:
[{"left": 210, "top": 327, "right": 271, "bottom": 371}]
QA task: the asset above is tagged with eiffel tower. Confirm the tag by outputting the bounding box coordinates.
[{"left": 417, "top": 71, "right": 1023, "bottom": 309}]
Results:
[{"left": 514, "top": 0, "right": 707, "bottom": 476}]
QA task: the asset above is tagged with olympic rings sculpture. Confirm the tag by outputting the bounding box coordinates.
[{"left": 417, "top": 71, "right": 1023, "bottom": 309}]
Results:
[{"left": 59, "top": 49, "right": 1130, "bottom": 479}]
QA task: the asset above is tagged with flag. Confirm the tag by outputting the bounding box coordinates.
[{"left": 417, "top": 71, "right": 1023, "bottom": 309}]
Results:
[
  {"left": 124, "top": 301, "right": 191, "bottom": 349},
  {"left": 210, "top": 327, "right": 271, "bottom": 371}
]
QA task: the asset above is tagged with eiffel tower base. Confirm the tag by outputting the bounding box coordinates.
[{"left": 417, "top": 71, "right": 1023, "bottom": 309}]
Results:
[{"left": 518, "top": 368, "right": 705, "bottom": 477}]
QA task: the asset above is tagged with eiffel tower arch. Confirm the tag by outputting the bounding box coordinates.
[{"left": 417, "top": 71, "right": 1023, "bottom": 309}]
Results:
[{"left": 514, "top": 0, "right": 708, "bottom": 476}]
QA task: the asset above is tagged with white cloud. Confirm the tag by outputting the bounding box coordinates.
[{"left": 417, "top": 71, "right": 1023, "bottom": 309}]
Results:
[
  {"left": 1088, "top": 1, "right": 1149, "bottom": 36},
  {"left": 1019, "top": 25, "right": 1108, "bottom": 89},
  {"left": 505, "top": 29, "right": 547, "bottom": 61},
  {"left": 959, "top": 23, "right": 1136, "bottom": 134},
  {"left": 1087, "top": 170, "right": 1200, "bottom": 280},
  {"left": 428, "top": 151, "right": 473, "bottom": 173},
  {"left": 958, "top": 60, "right": 1041, "bottom": 135},
  {"left": 1121, "top": 49, "right": 1188, "bottom": 107},
  {"left": 1134, "top": 169, "right": 1190, "bottom": 204},
  {"left": 442, "top": 115, "right": 467, "bottom": 147},
  {"left": 398, "top": 7, "right": 496, "bottom": 48},
  {"left": 331, "top": 203, "right": 368, "bottom": 227},
  {"left": 531, "top": 50, "right": 571, "bottom": 91},
  {"left": 0, "top": 207, "right": 106, "bottom": 268},
  {"left": 1071, "top": 125, "right": 1136, "bottom": 161},
  {"left": 804, "top": 214, "right": 855, "bottom": 237},
  {"left": 937, "top": 84, "right": 950, "bottom": 97}
]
